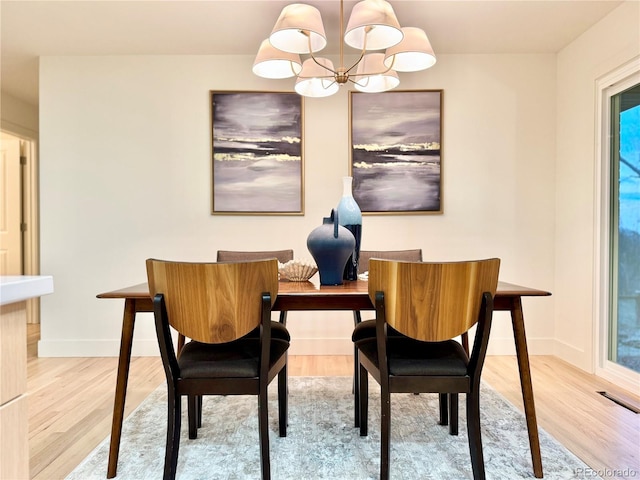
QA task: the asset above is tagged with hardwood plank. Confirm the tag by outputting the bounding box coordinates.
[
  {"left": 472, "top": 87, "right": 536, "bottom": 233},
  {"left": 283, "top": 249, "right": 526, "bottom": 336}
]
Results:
[
  {"left": 483, "top": 355, "right": 640, "bottom": 476},
  {"left": 26, "top": 326, "right": 640, "bottom": 479},
  {"left": 25, "top": 326, "right": 165, "bottom": 480}
]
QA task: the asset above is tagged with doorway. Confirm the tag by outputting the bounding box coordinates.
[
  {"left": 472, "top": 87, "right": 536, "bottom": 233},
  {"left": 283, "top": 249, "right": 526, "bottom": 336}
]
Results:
[
  {"left": 0, "top": 129, "right": 40, "bottom": 324},
  {"left": 0, "top": 132, "right": 22, "bottom": 274}
]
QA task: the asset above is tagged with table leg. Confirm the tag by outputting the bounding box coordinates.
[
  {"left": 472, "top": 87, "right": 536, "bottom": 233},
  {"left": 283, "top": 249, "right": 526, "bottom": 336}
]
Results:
[
  {"left": 510, "top": 297, "right": 544, "bottom": 478},
  {"left": 107, "top": 299, "right": 136, "bottom": 478}
]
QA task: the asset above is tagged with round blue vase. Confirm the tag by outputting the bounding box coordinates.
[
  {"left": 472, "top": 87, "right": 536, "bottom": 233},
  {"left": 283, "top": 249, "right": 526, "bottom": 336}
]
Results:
[
  {"left": 307, "top": 209, "right": 356, "bottom": 286},
  {"left": 337, "top": 177, "right": 362, "bottom": 281}
]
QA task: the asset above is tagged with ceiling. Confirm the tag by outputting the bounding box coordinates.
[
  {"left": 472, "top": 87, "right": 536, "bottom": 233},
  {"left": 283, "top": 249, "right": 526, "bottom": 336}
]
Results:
[{"left": 0, "top": 0, "right": 624, "bottom": 107}]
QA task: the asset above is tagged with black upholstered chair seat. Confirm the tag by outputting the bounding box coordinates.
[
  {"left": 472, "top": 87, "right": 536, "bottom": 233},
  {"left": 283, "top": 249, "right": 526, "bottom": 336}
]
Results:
[
  {"left": 353, "top": 334, "right": 469, "bottom": 377},
  {"left": 243, "top": 322, "right": 291, "bottom": 341},
  {"left": 179, "top": 337, "right": 290, "bottom": 379}
]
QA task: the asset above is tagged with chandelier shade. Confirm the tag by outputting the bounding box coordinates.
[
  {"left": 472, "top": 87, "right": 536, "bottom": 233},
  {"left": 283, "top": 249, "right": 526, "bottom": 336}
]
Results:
[
  {"left": 253, "top": 0, "right": 436, "bottom": 97},
  {"left": 295, "top": 58, "right": 340, "bottom": 97},
  {"left": 269, "top": 4, "right": 327, "bottom": 54},
  {"left": 353, "top": 53, "right": 400, "bottom": 93},
  {"left": 252, "top": 39, "right": 303, "bottom": 79},
  {"left": 344, "top": 0, "right": 403, "bottom": 50},
  {"left": 383, "top": 27, "right": 436, "bottom": 72}
]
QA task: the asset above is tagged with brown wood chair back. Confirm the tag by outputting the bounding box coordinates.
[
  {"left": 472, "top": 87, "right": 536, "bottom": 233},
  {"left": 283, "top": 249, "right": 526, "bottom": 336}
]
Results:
[
  {"left": 368, "top": 258, "right": 500, "bottom": 342},
  {"left": 216, "top": 249, "right": 294, "bottom": 264},
  {"left": 146, "top": 258, "right": 279, "bottom": 344},
  {"left": 358, "top": 249, "right": 422, "bottom": 274},
  {"left": 216, "top": 250, "right": 293, "bottom": 326}
]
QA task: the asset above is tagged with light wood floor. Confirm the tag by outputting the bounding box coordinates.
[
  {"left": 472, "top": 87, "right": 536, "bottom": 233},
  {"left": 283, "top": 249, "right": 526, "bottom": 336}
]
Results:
[{"left": 26, "top": 325, "right": 639, "bottom": 480}]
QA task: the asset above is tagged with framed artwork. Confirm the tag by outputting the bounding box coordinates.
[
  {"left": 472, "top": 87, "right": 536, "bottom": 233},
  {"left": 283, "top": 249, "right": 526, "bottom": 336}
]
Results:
[
  {"left": 211, "top": 91, "right": 304, "bottom": 215},
  {"left": 349, "top": 90, "right": 443, "bottom": 214}
]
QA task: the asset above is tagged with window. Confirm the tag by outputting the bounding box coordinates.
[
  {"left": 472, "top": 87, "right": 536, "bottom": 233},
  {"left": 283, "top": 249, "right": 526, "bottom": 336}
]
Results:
[
  {"left": 609, "top": 84, "right": 640, "bottom": 373},
  {"left": 596, "top": 59, "right": 640, "bottom": 392}
]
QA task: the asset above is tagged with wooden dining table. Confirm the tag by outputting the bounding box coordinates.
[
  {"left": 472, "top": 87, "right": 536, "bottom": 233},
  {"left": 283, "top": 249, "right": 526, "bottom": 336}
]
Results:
[{"left": 97, "top": 278, "right": 550, "bottom": 479}]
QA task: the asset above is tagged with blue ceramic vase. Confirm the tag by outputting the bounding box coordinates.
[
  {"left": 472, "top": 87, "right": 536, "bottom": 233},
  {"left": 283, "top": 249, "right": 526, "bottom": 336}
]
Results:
[
  {"left": 337, "top": 176, "right": 362, "bottom": 281},
  {"left": 307, "top": 209, "right": 356, "bottom": 286}
]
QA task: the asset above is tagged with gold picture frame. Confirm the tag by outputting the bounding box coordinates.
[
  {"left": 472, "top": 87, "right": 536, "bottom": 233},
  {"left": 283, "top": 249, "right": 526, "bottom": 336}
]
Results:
[
  {"left": 211, "top": 91, "right": 304, "bottom": 215},
  {"left": 349, "top": 90, "right": 443, "bottom": 214}
]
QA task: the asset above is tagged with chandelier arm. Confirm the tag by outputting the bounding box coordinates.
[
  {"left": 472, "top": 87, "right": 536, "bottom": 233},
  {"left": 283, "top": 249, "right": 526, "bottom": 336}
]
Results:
[
  {"left": 308, "top": 51, "right": 338, "bottom": 75},
  {"left": 385, "top": 54, "right": 397, "bottom": 71},
  {"left": 347, "top": 55, "right": 396, "bottom": 78},
  {"left": 299, "top": 30, "right": 339, "bottom": 78},
  {"left": 343, "top": 48, "right": 367, "bottom": 76},
  {"left": 349, "top": 76, "right": 369, "bottom": 88},
  {"left": 323, "top": 78, "right": 339, "bottom": 91},
  {"left": 290, "top": 60, "right": 299, "bottom": 77},
  {"left": 298, "top": 71, "right": 338, "bottom": 80},
  {"left": 349, "top": 68, "right": 395, "bottom": 89},
  {"left": 343, "top": 26, "right": 394, "bottom": 77}
]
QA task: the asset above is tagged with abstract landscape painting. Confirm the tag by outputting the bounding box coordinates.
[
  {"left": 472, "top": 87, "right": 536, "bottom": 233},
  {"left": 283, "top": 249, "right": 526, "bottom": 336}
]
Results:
[
  {"left": 211, "top": 91, "right": 303, "bottom": 214},
  {"left": 350, "top": 90, "right": 442, "bottom": 214}
]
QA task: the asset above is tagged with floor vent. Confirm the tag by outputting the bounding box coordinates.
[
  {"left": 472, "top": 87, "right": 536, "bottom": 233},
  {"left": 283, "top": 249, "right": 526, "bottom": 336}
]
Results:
[{"left": 597, "top": 391, "right": 640, "bottom": 414}]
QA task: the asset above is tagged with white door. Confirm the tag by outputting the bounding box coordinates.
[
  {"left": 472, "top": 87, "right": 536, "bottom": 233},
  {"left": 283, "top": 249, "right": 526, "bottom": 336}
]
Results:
[{"left": 0, "top": 134, "right": 22, "bottom": 275}]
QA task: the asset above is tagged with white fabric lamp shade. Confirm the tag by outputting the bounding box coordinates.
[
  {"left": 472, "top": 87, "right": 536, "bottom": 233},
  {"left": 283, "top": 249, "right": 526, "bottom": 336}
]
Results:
[
  {"left": 295, "top": 58, "right": 340, "bottom": 97},
  {"left": 344, "top": 0, "right": 403, "bottom": 51},
  {"left": 353, "top": 53, "right": 399, "bottom": 92},
  {"left": 253, "top": 40, "right": 303, "bottom": 79},
  {"left": 269, "top": 4, "right": 327, "bottom": 54},
  {"left": 383, "top": 27, "right": 436, "bottom": 72}
]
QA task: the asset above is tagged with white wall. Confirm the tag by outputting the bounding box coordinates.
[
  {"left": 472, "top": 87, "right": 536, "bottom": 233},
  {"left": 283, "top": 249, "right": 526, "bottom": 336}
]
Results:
[
  {"left": 554, "top": 1, "right": 640, "bottom": 372},
  {"left": 37, "top": 52, "right": 557, "bottom": 356}
]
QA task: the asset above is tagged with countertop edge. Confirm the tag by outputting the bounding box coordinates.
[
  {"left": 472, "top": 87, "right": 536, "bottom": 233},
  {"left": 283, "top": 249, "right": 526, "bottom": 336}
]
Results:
[{"left": 0, "top": 275, "right": 55, "bottom": 306}]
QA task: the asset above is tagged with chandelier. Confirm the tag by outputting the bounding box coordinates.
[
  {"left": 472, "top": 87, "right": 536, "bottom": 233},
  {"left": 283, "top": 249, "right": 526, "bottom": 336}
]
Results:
[{"left": 252, "top": 0, "right": 436, "bottom": 97}]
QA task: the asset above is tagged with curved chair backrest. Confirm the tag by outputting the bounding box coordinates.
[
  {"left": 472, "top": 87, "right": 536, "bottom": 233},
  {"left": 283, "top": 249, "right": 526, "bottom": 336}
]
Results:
[
  {"left": 217, "top": 249, "right": 294, "bottom": 264},
  {"left": 146, "top": 258, "right": 279, "bottom": 344},
  {"left": 358, "top": 249, "right": 423, "bottom": 274},
  {"left": 368, "top": 258, "right": 500, "bottom": 342}
]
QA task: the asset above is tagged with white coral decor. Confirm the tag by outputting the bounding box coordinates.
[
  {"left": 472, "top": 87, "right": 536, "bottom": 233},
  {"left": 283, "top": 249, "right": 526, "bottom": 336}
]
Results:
[{"left": 278, "top": 259, "right": 318, "bottom": 282}]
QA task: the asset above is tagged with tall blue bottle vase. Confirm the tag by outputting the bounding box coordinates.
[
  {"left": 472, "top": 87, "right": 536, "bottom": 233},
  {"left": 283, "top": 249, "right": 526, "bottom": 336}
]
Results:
[{"left": 337, "top": 176, "right": 362, "bottom": 281}]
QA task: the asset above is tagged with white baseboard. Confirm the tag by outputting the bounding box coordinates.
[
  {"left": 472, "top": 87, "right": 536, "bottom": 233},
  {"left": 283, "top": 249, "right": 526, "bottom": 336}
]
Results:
[
  {"left": 38, "top": 336, "right": 556, "bottom": 357},
  {"left": 487, "top": 336, "right": 555, "bottom": 356},
  {"left": 291, "top": 337, "right": 558, "bottom": 356},
  {"left": 288, "top": 338, "right": 353, "bottom": 356},
  {"left": 38, "top": 339, "right": 160, "bottom": 357},
  {"left": 551, "top": 338, "right": 592, "bottom": 372}
]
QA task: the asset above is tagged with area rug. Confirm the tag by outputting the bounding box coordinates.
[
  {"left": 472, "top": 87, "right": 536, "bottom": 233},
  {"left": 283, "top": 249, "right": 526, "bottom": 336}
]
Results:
[{"left": 67, "top": 377, "right": 598, "bottom": 479}]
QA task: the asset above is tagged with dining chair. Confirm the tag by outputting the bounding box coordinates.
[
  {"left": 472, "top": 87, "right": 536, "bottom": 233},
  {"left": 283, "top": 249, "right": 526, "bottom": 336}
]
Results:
[
  {"left": 353, "top": 249, "right": 472, "bottom": 432},
  {"left": 352, "top": 249, "right": 422, "bottom": 425},
  {"left": 353, "top": 249, "right": 423, "bottom": 328},
  {"left": 356, "top": 249, "right": 423, "bottom": 277},
  {"left": 217, "top": 249, "right": 294, "bottom": 326},
  {"left": 146, "top": 258, "right": 289, "bottom": 480},
  {"left": 353, "top": 258, "right": 500, "bottom": 480},
  {"left": 216, "top": 249, "right": 294, "bottom": 264}
]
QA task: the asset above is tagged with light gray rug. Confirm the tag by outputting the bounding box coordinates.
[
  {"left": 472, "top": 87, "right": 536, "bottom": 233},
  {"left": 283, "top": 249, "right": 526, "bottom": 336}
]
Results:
[{"left": 67, "top": 377, "right": 598, "bottom": 479}]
